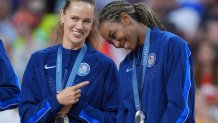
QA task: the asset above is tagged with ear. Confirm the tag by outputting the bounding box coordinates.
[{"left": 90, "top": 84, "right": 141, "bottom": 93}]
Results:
[
  {"left": 120, "top": 12, "right": 131, "bottom": 25},
  {"left": 60, "top": 10, "right": 64, "bottom": 24}
]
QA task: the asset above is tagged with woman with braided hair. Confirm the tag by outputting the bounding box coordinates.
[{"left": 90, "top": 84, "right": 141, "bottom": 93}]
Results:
[{"left": 98, "top": 1, "right": 195, "bottom": 123}]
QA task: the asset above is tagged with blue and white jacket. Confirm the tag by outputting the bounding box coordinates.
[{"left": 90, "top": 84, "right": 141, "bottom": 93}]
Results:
[
  {"left": 117, "top": 27, "right": 195, "bottom": 123},
  {"left": 0, "top": 39, "right": 20, "bottom": 111},
  {"left": 19, "top": 43, "right": 119, "bottom": 123}
]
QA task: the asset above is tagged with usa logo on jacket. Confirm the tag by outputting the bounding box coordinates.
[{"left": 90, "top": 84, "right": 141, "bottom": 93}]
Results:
[
  {"left": 147, "top": 53, "right": 156, "bottom": 67},
  {"left": 77, "top": 63, "right": 90, "bottom": 76}
]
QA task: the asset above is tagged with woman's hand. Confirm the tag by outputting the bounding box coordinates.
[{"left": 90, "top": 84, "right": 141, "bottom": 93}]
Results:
[{"left": 56, "top": 81, "right": 89, "bottom": 105}]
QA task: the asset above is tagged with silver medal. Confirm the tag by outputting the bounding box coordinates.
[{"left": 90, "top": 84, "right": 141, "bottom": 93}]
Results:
[
  {"left": 55, "top": 114, "right": 69, "bottom": 123},
  {"left": 135, "top": 110, "right": 145, "bottom": 123}
]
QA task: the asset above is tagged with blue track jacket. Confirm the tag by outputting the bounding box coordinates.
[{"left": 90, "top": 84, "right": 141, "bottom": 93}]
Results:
[
  {"left": 117, "top": 27, "right": 195, "bottom": 123},
  {"left": 0, "top": 39, "right": 20, "bottom": 111},
  {"left": 19, "top": 43, "right": 119, "bottom": 123}
]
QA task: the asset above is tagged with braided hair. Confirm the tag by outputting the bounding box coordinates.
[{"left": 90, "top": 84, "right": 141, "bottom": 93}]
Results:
[
  {"left": 99, "top": 0, "right": 165, "bottom": 31},
  {"left": 55, "top": 0, "right": 99, "bottom": 48}
]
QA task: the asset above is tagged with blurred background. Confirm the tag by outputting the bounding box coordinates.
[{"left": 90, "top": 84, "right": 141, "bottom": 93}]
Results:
[{"left": 0, "top": 0, "right": 218, "bottom": 123}]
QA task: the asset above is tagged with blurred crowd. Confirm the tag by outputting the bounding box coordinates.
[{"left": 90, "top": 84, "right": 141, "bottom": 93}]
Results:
[{"left": 0, "top": 0, "right": 218, "bottom": 123}]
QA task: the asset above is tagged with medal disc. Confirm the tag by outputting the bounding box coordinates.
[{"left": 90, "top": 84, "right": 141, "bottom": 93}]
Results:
[
  {"left": 135, "top": 110, "right": 145, "bottom": 123},
  {"left": 55, "top": 114, "right": 69, "bottom": 123}
]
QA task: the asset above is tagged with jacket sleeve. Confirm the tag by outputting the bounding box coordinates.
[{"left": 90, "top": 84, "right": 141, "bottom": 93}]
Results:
[
  {"left": 19, "top": 54, "right": 63, "bottom": 123},
  {"left": 116, "top": 61, "right": 131, "bottom": 123},
  {"left": 67, "top": 62, "right": 119, "bottom": 123},
  {"left": 161, "top": 37, "right": 195, "bottom": 123},
  {"left": 0, "top": 40, "right": 20, "bottom": 111}
]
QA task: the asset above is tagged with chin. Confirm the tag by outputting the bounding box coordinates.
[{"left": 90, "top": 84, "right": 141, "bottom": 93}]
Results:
[
  {"left": 123, "top": 48, "right": 133, "bottom": 51},
  {"left": 127, "top": 46, "right": 135, "bottom": 51},
  {"left": 131, "top": 49, "right": 136, "bottom": 51},
  {"left": 70, "top": 37, "right": 84, "bottom": 43}
]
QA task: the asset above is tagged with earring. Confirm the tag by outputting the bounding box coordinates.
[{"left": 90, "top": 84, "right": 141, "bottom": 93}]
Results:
[{"left": 61, "top": 23, "right": 64, "bottom": 26}]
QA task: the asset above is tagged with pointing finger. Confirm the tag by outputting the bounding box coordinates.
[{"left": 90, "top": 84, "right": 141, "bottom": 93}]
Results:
[{"left": 73, "top": 81, "right": 89, "bottom": 90}]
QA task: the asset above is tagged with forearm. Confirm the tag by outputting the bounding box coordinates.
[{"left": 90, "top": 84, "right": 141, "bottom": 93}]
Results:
[
  {"left": 19, "top": 95, "right": 63, "bottom": 123},
  {"left": 68, "top": 101, "right": 117, "bottom": 123},
  {"left": 0, "top": 88, "right": 20, "bottom": 110}
]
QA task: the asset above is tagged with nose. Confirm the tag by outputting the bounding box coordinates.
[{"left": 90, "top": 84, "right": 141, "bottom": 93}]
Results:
[{"left": 75, "top": 21, "right": 84, "bottom": 30}]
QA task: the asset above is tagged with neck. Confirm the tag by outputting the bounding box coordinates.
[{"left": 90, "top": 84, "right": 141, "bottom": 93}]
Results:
[
  {"left": 138, "top": 24, "right": 148, "bottom": 46},
  {"left": 62, "top": 40, "right": 84, "bottom": 50}
]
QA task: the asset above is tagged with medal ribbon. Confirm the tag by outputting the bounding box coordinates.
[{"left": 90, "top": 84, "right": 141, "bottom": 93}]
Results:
[
  {"left": 56, "top": 44, "right": 87, "bottom": 92},
  {"left": 132, "top": 27, "right": 151, "bottom": 111}
]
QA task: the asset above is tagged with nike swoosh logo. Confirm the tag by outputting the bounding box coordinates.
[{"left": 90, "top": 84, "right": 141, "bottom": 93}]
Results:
[
  {"left": 44, "top": 64, "right": 56, "bottom": 69},
  {"left": 126, "top": 68, "right": 132, "bottom": 72}
]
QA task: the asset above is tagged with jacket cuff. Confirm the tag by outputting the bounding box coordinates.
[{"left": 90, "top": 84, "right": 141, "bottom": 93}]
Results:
[
  {"left": 68, "top": 101, "right": 85, "bottom": 120},
  {"left": 48, "top": 95, "right": 63, "bottom": 113}
]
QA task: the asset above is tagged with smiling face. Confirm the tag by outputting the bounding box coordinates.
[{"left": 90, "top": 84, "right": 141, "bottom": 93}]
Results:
[
  {"left": 61, "top": 1, "right": 94, "bottom": 49},
  {"left": 99, "top": 14, "right": 140, "bottom": 51}
]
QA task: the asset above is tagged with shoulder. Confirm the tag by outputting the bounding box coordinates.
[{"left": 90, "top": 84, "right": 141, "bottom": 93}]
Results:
[
  {"left": 0, "top": 40, "right": 5, "bottom": 58},
  {"left": 86, "top": 46, "right": 117, "bottom": 70},
  {"left": 152, "top": 27, "right": 189, "bottom": 50},
  {"left": 153, "top": 27, "right": 187, "bottom": 43},
  {"left": 89, "top": 48, "right": 115, "bottom": 65},
  {"left": 30, "top": 44, "right": 59, "bottom": 59},
  {"left": 0, "top": 40, "right": 9, "bottom": 61},
  {"left": 0, "top": 39, "right": 3, "bottom": 48},
  {"left": 25, "top": 44, "right": 60, "bottom": 68},
  {"left": 155, "top": 29, "right": 191, "bottom": 58}
]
